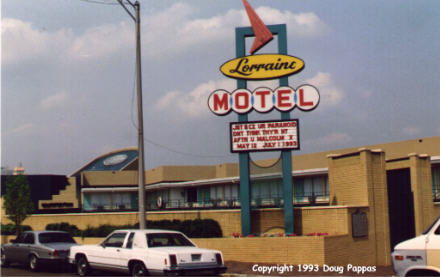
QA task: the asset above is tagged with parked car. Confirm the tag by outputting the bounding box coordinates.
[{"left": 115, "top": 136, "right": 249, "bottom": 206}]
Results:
[
  {"left": 69, "top": 229, "right": 227, "bottom": 276},
  {"left": 1, "top": 230, "right": 79, "bottom": 271},
  {"left": 392, "top": 216, "right": 440, "bottom": 276}
]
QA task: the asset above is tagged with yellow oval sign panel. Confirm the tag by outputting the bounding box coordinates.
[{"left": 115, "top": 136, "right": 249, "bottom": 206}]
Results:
[{"left": 220, "top": 54, "right": 305, "bottom": 80}]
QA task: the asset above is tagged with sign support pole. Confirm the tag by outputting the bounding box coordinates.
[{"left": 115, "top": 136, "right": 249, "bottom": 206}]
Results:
[
  {"left": 235, "top": 24, "right": 294, "bottom": 236},
  {"left": 276, "top": 25, "right": 294, "bottom": 235},
  {"left": 236, "top": 27, "right": 252, "bottom": 237}
]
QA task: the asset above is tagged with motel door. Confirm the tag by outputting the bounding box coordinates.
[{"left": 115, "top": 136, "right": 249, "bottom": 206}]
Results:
[{"left": 386, "top": 168, "right": 416, "bottom": 250}]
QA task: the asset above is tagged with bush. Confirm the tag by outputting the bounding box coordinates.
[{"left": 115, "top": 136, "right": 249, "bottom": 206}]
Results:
[
  {"left": 46, "top": 222, "right": 81, "bottom": 236},
  {"left": 43, "top": 219, "right": 223, "bottom": 238},
  {"left": 0, "top": 224, "right": 32, "bottom": 235}
]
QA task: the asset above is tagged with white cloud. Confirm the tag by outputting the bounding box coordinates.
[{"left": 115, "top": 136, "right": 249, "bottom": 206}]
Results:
[
  {"left": 67, "top": 21, "right": 132, "bottom": 61},
  {"left": 39, "top": 91, "right": 69, "bottom": 110},
  {"left": 2, "top": 18, "right": 72, "bottom": 65},
  {"left": 305, "top": 72, "right": 343, "bottom": 106},
  {"left": 2, "top": 4, "right": 329, "bottom": 64},
  {"left": 154, "top": 79, "right": 235, "bottom": 118},
  {"left": 255, "top": 7, "right": 329, "bottom": 37}
]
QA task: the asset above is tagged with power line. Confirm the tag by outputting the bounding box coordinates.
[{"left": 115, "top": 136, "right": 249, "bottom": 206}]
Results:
[
  {"left": 78, "top": 0, "right": 122, "bottom": 5},
  {"left": 143, "top": 137, "right": 231, "bottom": 159}
]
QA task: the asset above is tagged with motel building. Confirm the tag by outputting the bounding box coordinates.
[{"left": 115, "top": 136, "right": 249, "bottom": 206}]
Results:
[{"left": 1, "top": 136, "right": 440, "bottom": 266}]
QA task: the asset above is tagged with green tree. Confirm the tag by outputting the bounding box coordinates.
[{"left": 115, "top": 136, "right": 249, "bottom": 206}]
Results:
[{"left": 3, "top": 175, "right": 34, "bottom": 235}]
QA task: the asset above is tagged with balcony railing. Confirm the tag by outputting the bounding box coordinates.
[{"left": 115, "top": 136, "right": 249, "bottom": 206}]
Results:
[{"left": 83, "top": 193, "right": 330, "bottom": 212}]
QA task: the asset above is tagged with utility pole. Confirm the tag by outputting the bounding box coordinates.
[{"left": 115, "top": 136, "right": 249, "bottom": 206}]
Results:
[{"left": 117, "top": 0, "right": 146, "bottom": 229}]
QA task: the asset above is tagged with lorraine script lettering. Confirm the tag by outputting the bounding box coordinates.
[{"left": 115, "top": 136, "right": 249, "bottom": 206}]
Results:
[{"left": 230, "top": 57, "right": 298, "bottom": 76}]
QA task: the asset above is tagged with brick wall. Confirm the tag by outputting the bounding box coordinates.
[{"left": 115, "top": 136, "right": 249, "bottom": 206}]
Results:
[{"left": 328, "top": 149, "right": 391, "bottom": 266}]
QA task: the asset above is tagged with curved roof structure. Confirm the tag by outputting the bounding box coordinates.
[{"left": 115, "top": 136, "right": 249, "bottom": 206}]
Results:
[{"left": 70, "top": 147, "right": 138, "bottom": 177}]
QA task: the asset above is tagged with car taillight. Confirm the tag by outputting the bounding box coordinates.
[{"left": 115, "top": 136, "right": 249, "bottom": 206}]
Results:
[
  {"left": 215, "top": 253, "right": 223, "bottom": 265},
  {"left": 169, "top": 254, "right": 177, "bottom": 266},
  {"left": 394, "top": 255, "right": 404, "bottom": 261},
  {"left": 50, "top": 250, "right": 59, "bottom": 257}
]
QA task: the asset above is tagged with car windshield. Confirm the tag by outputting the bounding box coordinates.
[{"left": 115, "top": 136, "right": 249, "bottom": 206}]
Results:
[
  {"left": 147, "top": 233, "right": 195, "bottom": 248},
  {"left": 39, "top": 232, "right": 76, "bottom": 244},
  {"left": 422, "top": 216, "right": 440, "bottom": 235}
]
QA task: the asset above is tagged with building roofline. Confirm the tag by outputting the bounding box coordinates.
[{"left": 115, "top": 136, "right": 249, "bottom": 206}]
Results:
[
  {"left": 69, "top": 147, "right": 138, "bottom": 177},
  {"left": 81, "top": 167, "right": 329, "bottom": 193}
]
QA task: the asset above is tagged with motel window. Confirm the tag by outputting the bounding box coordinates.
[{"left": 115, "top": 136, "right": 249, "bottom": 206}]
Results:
[
  {"left": 210, "top": 185, "right": 225, "bottom": 201},
  {"left": 433, "top": 166, "right": 440, "bottom": 202},
  {"left": 294, "top": 176, "right": 329, "bottom": 204},
  {"left": 112, "top": 192, "right": 131, "bottom": 209},
  {"left": 186, "top": 188, "right": 197, "bottom": 203},
  {"left": 251, "top": 179, "right": 282, "bottom": 201},
  {"left": 197, "top": 187, "right": 210, "bottom": 204},
  {"left": 90, "top": 192, "right": 111, "bottom": 210},
  {"left": 216, "top": 185, "right": 224, "bottom": 199},
  {"left": 84, "top": 192, "right": 136, "bottom": 211},
  {"left": 147, "top": 190, "right": 169, "bottom": 209},
  {"left": 231, "top": 184, "right": 239, "bottom": 200}
]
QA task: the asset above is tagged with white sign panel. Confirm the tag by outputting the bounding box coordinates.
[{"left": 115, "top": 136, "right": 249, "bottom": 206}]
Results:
[
  {"left": 208, "top": 85, "right": 319, "bottom": 115},
  {"left": 230, "top": 119, "right": 299, "bottom": 153}
]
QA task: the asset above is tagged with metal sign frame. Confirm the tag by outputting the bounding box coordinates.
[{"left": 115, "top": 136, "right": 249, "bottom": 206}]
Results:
[{"left": 235, "top": 24, "right": 295, "bottom": 236}]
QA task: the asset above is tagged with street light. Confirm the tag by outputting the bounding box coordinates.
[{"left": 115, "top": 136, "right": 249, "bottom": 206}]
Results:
[{"left": 117, "top": 0, "right": 146, "bottom": 229}]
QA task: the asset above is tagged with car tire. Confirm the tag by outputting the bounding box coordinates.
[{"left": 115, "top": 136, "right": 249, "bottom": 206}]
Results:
[
  {"left": 1, "top": 248, "right": 10, "bottom": 267},
  {"left": 131, "top": 262, "right": 148, "bottom": 276},
  {"left": 28, "top": 254, "right": 39, "bottom": 271},
  {"left": 76, "top": 256, "right": 91, "bottom": 276}
]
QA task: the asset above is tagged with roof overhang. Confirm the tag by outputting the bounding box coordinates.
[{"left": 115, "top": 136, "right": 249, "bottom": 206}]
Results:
[{"left": 81, "top": 167, "right": 328, "bottom": 193}]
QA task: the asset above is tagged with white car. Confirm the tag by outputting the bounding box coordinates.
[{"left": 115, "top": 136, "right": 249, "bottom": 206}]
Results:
[
  {"left": 392, "top": 217, "right": 440, "bottom": 276},
  {"left": 69, "top": 229, "right": 226, "bottom": 276}
]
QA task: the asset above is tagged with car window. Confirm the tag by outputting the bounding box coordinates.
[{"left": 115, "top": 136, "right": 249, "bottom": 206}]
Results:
[
  {"left": 422, "top": 217, "right": 440, "bottom": 235},
  {"left": 435, "top": 225, "right": 440, "bottom": 235},
  {"left": 103, "top": 232, "right": 127, "bottom": 248},
  {"left": 15, "top": 233, "right": 27, "bottom": 243},
  {"left": 147, "top": 233, "right": 195, "bottom": 248},
  {"left": 23, "top": 233, "right": 35, "bottom": 244},
  {"left": 39, "top": 232, "right": 76, "bottom": 244},
  {"left": 126, "top": 232, "right": 135, "bottom": 249}
]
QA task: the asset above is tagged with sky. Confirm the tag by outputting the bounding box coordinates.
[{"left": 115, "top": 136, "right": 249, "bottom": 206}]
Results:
[{"left": 2, "top": 0, "right": 440, "bottom": 175}]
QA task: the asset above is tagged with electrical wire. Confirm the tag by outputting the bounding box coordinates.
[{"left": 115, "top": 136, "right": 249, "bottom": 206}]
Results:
[
  {"left": 143, "top": 137, "right": 231, "bottom": 159},
  {"left": 82, "top": 0, "right": 229, "bottom": 160},
  {"left": 127, "top": 52, "right": 228, "bottom": 159},
  {"left": 78, "top": 0, "right": 121, "bottom": 5}
]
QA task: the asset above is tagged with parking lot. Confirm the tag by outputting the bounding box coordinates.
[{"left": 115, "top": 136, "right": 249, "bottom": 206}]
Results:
[{"left": 1, "top": 262, "right": 396, "bottom": 276}]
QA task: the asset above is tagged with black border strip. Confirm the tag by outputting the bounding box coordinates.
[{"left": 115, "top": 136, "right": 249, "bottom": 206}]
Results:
[{"left": 229, "top": 119, "right": 300, "bottom": 153}]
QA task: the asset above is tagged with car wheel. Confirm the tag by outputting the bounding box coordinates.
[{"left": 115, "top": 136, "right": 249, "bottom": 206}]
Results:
[
  {"left": 28, "top": 254, "right": 39, "bottom": 271},
  {"left": 1, "top": 248, "right": 9, "bottom": 267},
  {"left": 76, "top": 256, "right": 91, "bottom": 276},
  {"left": 131, "top": 262, "right": 148, "bottom": 276}
]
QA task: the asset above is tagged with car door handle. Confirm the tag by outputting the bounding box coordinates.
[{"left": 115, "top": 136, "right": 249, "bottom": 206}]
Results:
[{"left": 116, "top": 249, "right": 120, "bottom": 252}]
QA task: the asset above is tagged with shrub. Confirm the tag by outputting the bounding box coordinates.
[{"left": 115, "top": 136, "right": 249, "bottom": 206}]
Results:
[
  {"left": 0, "top": 224, "right": 32, "bottom": 235},
  {"left": 43, "top": 219, "right": 223, "bottom": 238},
  {"left": 46, "top": 222, "right": 81, "bottom": 236}
]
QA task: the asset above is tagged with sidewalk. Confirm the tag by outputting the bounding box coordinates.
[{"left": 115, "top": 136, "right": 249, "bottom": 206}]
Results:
[{"left": 223, "top": 262, "right": 396, "bottom": 276}]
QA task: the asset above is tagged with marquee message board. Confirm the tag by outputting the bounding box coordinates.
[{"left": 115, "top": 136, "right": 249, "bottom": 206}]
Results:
[{"left": 230, "top": 119, "right": 299, "bottom": 153}]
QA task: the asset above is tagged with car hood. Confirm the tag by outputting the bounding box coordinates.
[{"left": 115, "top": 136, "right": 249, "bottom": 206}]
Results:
[{"left": 394, "top": 235, "right": 427, "bottom": 251}]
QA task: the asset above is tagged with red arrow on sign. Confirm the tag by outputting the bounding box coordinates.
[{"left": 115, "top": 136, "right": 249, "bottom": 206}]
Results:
[{"left": 242, "top": 0, "right": 274, "bottom": 54}]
